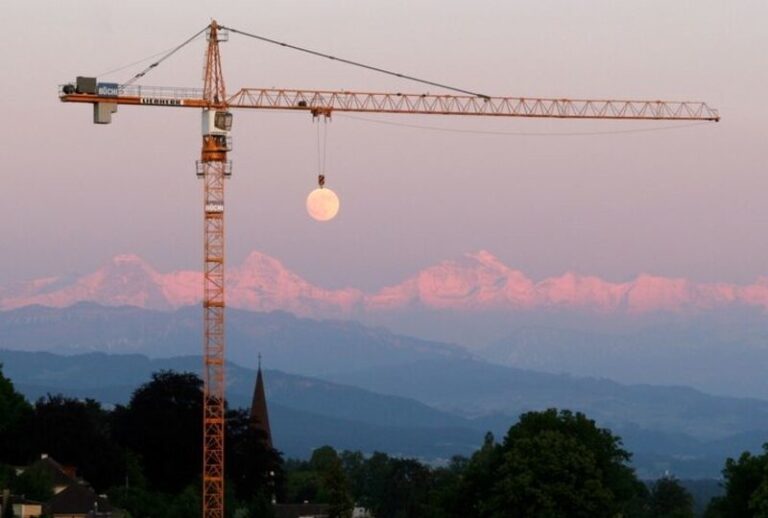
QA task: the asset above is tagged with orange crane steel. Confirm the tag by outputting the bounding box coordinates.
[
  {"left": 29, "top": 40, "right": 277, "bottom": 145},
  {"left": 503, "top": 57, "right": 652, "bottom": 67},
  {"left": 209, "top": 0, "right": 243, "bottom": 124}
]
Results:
[
  {"left": 58, "top": 20, "right": 719, "bottom": 518},
  {"left": 200, "top": 23, "right": 228, "bottom": 518}
]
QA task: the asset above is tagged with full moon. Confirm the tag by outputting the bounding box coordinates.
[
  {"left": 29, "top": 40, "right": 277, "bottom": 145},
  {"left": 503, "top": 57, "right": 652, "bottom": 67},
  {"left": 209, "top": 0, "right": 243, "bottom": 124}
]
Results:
[{"left": 306, "top": 188, "right": 340, "bottom": 222}]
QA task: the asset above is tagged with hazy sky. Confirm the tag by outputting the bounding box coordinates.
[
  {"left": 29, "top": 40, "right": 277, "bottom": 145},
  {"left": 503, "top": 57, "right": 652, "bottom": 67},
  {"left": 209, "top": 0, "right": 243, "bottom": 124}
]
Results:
[{"left": 1, "top": 1, "right": 766, "bottom": 290}]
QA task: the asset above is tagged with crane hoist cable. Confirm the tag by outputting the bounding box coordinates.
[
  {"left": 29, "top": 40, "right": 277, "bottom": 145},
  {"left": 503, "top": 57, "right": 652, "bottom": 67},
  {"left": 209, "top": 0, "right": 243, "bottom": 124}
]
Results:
[{"left": 315, "top": 114, "right": 330, "bottom": 188}]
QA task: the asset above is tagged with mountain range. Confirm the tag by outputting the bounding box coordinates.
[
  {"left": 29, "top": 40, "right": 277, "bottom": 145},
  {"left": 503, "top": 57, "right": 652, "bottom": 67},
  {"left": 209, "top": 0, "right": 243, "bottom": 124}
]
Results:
[
  {"left": 4, "top": 251, "right": 768, "bottom": 319},
  {"left": 3, "top": 251, "right": 768, "bottom": 460},
  {"left": 4, "top": 251, "right": 768, "bottom": 395},
  {"left": 2, "top": 296, "right": 768, "bottom": 400}
]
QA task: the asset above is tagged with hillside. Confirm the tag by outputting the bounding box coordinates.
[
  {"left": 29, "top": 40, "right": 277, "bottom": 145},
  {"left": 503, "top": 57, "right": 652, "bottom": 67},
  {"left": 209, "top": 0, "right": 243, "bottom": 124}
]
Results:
[
  {"left": 0, "top": 303, "right": 467, "bottom": 374},
  {"left": 2, "top": 350, "right": 767, "bottom": 478}
]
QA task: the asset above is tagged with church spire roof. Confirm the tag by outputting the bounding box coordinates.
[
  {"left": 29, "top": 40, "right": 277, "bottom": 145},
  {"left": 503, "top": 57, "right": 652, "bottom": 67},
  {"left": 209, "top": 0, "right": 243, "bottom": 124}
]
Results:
[{"left": 250, "top": 354, "right": 273, "bottom": 449}]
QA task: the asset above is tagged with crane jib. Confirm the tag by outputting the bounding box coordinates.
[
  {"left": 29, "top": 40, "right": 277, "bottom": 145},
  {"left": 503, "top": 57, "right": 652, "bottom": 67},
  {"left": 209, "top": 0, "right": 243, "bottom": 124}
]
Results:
[
  {"left": 58, "top": 79, "right": 720, "bottom": 121},
  {"left": 60, "top": 90, "right": 720, "bottom": 121}
]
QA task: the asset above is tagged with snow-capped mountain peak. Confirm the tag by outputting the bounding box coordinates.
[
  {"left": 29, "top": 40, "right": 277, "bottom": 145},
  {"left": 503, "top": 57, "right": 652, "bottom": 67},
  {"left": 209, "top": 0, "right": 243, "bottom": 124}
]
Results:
[{"left": 3, "top": 251, "right": 768, "bottom": 318}]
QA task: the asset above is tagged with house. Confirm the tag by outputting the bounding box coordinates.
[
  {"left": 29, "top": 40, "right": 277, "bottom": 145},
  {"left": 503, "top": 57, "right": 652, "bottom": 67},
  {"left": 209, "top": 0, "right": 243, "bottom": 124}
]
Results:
[
  {"left": 44, "top": 483, "right": 113, "bottom": 518},
  {"left": 273, "top": 503, "right": 329, "bottom": 518},
  {"left": 8, "top": 496, "right": 43, "bottom": 518},
  {"left": 8, "top": 455, "right": 122, "bottom": 518},
  {"left": 20, "top": 454, "right": 81, "bottom": 496}
]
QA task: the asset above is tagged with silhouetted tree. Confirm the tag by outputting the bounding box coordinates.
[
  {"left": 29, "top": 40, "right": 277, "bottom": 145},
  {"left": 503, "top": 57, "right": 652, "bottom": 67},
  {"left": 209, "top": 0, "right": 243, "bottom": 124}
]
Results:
[
  {"left": 339, "top": 451, "right": 434, "bottom": 518},
  {"left": 226, "top": 408, "right": 283, "bottom": 505},
  {"left": 706, "top": 443, "right": 768, "bottom": 517},
  {"left": 12, "top": 462, "right": 53, "bottom": 502},
  {"left": 429, "top": 455, "right": 469, "bottom": 516},
  {"left": 649, "top": 476, "right": 694, "bottom": 518},
  {"left": 283, "top": 447, "right": 353, "bottom": 516},
  {"left": 462, "top": 409, "right": 644, "bottom": 518},
  {"left": 112, "top": 370, "right": 203, "bottom": 493},
  {"left": 166, "top": 484, "right": 201, "bottom": 518},
  {"left": 0, "top": 464, "right": 16, "bottom": 490},
  {"left": 457, "top": 432, "right": 501, "bottom": 517},
  {"left": 309, "top": 447, "right": 353, "bottom": 518},
  {"left": 109, "top": 483, "right": 202, "bottom": 518},
  {"left": 284, "top": 465, "right": 321, "bottom": 504},
  {"left": 2, "top": 497, "right": 13, "bottom": 518},
  {"left": 281, "top": 447, "right": 357, "bottom": 517},
  {"left": 355, "top": 451, "right": 390, "bottom": 512},
  {"left": 0, "top": 364, "right": 34, "bottom": 464},
  {"left": 32, "top": 395, "right": 122, "bottom": 491},
  {"left": 385, "top": 458, "right": 434, "bottom": 518},
  {"left": 339, "top": 450, "right": 366, "bottom": 500}
]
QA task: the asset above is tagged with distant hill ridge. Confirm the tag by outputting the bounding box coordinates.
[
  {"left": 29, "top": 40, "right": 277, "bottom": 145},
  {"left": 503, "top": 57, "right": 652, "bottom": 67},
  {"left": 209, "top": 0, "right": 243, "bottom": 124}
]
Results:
[
  {"left": 0, "top": 303, "right": 468, "bottom": 374},
  {"left": 2, "top": 349, "right": 768, "bottom": 478},
  {"left": 0, "top": 349, "right": 482, "bottom": 459}
]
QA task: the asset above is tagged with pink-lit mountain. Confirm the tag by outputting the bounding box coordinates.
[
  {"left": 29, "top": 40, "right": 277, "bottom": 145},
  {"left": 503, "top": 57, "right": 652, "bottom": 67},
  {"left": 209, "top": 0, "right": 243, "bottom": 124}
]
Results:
[{"left": 3, "top": 250, "right": 768, "bottom": 315}]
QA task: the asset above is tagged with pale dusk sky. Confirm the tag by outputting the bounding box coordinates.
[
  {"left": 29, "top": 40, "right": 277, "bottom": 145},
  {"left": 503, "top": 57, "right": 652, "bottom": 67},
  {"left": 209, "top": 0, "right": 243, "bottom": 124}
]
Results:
[{"left": 1, "top": 1, "right": 765, "bottom": 291}]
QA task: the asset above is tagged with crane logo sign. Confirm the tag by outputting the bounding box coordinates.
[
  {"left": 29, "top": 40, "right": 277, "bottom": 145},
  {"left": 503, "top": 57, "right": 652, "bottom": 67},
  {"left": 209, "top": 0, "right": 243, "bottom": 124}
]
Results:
[{"left": 97, "top": 82, "right": 119, "bottom": 97}]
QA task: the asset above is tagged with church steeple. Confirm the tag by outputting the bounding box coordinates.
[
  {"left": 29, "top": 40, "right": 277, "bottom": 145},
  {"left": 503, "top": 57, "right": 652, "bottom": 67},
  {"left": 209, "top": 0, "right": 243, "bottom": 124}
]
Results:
[{"left": 250, "top": 354, "right": 273, "bottom": 449}]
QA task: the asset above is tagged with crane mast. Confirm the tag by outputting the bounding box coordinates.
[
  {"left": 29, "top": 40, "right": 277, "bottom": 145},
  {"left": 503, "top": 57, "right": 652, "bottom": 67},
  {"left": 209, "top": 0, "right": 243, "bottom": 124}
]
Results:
[
  {"left": 57, "top": 20, "right": 719, "bottom": 518},
  {"left": 200, "top": 21, "right": 230, "bottom": 518}
]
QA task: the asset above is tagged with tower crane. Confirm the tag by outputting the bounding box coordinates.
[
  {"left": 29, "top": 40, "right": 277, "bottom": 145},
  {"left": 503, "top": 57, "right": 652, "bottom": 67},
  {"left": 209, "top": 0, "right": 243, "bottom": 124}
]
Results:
[{"left": 58, "top": 20, "right": 719, "bottom": 518}]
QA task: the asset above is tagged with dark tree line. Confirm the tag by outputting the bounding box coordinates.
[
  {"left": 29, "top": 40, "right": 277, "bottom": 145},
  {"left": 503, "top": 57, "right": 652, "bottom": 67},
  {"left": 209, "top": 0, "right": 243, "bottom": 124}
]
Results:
[
  {"left": 0, "top": 366, "right": 281, "bottom": 517},
  {"left": 705, "top": 444, "right": 768, "bottom": 517},
  {"left": 2, "top": 363, "right": 767, "bottom": 517},
  {"left": 282, "top": 411, "right": 699, "bottom": 518}
]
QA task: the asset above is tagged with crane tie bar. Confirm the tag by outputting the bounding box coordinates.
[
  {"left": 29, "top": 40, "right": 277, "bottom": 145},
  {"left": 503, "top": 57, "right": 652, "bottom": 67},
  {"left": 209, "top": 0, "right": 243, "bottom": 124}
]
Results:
[
  {"left": 122, "top": 25, "right": 209, "bottom": 88},
  {"left": 221, "top": 25, "right": 492, "bottom": 100}
]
